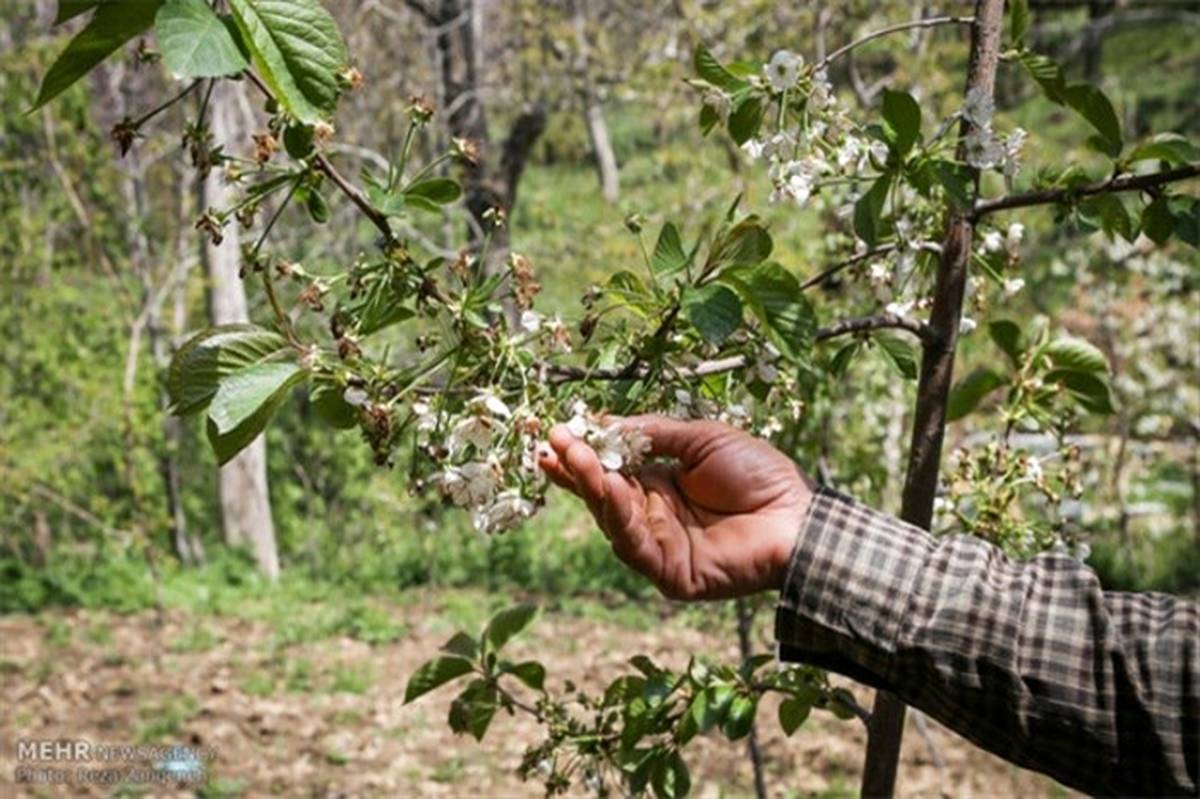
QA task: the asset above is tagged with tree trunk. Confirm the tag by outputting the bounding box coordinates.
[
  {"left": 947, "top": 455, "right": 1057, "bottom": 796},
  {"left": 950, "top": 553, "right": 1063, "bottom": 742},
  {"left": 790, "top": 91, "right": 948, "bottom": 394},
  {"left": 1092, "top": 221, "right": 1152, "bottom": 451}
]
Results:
[
  {"left": 199, "top": 81, "right": 280, "bottom": 580},
  {"left": 859, "top": 2, "right": 1006, "bottom": 796},
  {"left": 573, "top": 0, "right": 619, "bottom": 203},
  {"left": 735, "top": 599, "right": 768, "bottom": 799}
]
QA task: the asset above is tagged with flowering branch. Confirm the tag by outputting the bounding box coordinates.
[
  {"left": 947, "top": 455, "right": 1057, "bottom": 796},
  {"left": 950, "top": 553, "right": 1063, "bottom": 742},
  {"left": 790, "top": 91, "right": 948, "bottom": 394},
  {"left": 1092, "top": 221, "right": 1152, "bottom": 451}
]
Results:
[
  {"left": 816, "top": 16, "right": 976, "bottom": 70},
  {"left": 972, "top": 163, "right": 1200, "bottom": 218},
  {"left": 799, "top": 246, "right": 896, "bottom": 291},
  {"left": 546, "top": 313, "right": 932, "bottom": 383}
]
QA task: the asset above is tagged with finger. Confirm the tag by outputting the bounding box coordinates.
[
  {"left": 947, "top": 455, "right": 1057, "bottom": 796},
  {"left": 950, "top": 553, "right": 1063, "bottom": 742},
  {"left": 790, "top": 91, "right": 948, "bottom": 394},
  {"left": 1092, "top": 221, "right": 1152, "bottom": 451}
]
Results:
[
  {"left": 620, "top": 414, "right": 730, "bottom": 466},
  {"left": 601, "top": 473, "right": 661, "bottom": 575},
  {"left": 537, "top": 445, "right": 579, "bottom": 493},
  {"left": 564, "top": 438, "right": 607, "bottom": 511},
  {"left": 548, "top": 424, "right": 578, "bottom": 459}
]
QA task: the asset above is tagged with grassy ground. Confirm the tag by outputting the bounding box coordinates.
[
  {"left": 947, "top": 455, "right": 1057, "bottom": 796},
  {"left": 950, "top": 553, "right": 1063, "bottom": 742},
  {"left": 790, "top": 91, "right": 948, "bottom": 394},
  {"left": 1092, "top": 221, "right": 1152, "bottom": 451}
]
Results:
[{"left": 0, "top": 588, "right": 1076, "bottom": 798}]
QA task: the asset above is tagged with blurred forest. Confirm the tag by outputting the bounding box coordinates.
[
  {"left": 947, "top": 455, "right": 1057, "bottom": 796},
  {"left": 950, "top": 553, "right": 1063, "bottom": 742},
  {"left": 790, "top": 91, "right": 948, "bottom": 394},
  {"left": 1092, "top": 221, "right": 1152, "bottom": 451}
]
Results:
[{"left": 1, "top": 1, "right": 1197, "bottom": 796}]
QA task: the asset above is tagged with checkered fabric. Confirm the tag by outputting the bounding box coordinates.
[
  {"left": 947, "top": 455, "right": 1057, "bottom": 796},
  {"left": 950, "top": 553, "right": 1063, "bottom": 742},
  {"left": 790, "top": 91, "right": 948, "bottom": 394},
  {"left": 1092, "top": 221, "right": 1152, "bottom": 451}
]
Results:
[{"left": 775, "top": 486, "right": 1199, "bottom": 797}]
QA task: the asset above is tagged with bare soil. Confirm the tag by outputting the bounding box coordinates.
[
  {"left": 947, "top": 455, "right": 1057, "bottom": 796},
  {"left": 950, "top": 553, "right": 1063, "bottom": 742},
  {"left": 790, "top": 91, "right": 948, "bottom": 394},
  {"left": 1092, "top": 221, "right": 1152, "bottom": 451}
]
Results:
[{"left": 0, "top": 594, "right": 1075, "bottom": 798}]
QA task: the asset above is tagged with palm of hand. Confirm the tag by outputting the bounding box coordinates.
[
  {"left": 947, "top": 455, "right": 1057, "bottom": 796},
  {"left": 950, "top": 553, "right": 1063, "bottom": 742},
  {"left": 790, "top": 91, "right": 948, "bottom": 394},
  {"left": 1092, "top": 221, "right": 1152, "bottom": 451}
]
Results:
[{"left": 541, "top": 417, "right": 812, "bottom": 600}]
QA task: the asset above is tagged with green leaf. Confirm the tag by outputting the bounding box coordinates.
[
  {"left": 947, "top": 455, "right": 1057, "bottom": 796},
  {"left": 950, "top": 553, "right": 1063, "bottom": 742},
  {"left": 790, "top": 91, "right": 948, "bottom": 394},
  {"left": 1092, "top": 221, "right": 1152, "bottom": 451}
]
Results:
[
  {"left": 1062, "top": 84, "right": 1122, "bottom": 157},
  {"left": 720, "top": 694, "right": 757, "bottom": 741},
  {"left": 988, "top": 319, "right": 1024, "bottom": 366},
  {"left": 1010, "top": 0, "right": 1031, "bottom": 43},
  {"left": 698, "top": 103, "right": 719, "bottom": 136},
  {"left": 155, "top": 0, "right": 249, "bottom": 78},
  {"left": 710, "top": 217, "right": 772, "bottom": 268},
  {"left": 721, "top": 262, "right": 815, "bottom": 360},
  {"left": 404, "top": 655, "right": 474, "bottom": 703},
  {"left": 226, "top": 0, "right": 348, "bottom": 123},
  {"left": 651, "top": 222, "right": 687, "bottom": 276},
  {"left": 32, "top": 1, "right": 163, "bottom": 111},
  {"left": 440, "top": 631, "right": 479, "bottom": 660},
  {"left": 1019, "top": 51, "right": 1066, "bottom": 101},
  {"left": 1127, "top": 134, "right": 1200, "bottom": 166},
  {"left": 854, "top": 172, "right": 893, "bottom": 247},
  {"left": 405, "top": 177, "right": 461, "bottom": 205},
  {"left": 484, "top": 603, "right": 537, "bottom": 652},
  {"left": 168, "top": 324, "right": 291, "bottom": 416},
  {"left": 309, "top": 382, "right": 357, "bottom": 429},
  {"left": 206, "top": 360, "right": 305, "bottom": 465},
  {"left": 503, "top": 661, "right": 546, "bottom": 692},
  {"left": 875, "top": 335, "right": 918, "bottom": 380},
  {"left": 305, "top": 189, "right": 329, "bottom": 223},
  {"left": 651, "top": 750, "right": 690, "bottom": 799},
  {"left": 282, "top": 123, "right": 315, "bottom": 158},
  {"left": 1080, "top": 194, "right": 1132, "bottom": 241},
  {"left": 829, "top": 341, "right": 859, "bottom": 377},
  {"left": 881, "top": 89, "right": 921, "bottom": 157},
  {"left": 1045, "top": 369, "right": 1116, "bottom": 415},
  {"left": 1141, "top": 197, "right": 1174, "bottom": 245},
  {"left": 929, "top": 159, "right": 973, "bottom": 211},
  {"left": 728, "top": 93, "right": 765, "bottom": 146},
  {"left": 447, "top": 679, "right": 498, "bottom": 741},
  {"left": 693, "top": 44, "right": 745, "bottom": 92},
  {"left": 946, "top": 367, "right": 1007, "bottom": 421},
  {"left": 683, "top": 284, "right": 742, "bottom": 346},
  {"left": 1043, "top": 337, "right": 1108, "bottom": 374},
  {"left": 687, "top": 688, "right": 722, "bottom": 733},
  {"left": 207, "top": 360, "right": 303, "bottom": 434},
  {"left": 778, "top": 697, "right": 811, "bottom": 736},
  {"left": 829, "top": 688, "right": 859, "bottom": 720},
  {"left": 1173, "top": 197, "right": 1200, "bottom": 247},
  {"left": 55, "top": 1, "right": 105, "bottom": 24}
]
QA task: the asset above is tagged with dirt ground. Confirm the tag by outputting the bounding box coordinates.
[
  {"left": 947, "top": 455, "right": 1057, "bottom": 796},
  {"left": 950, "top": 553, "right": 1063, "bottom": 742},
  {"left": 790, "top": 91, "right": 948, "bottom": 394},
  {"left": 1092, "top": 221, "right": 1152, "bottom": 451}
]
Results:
[{"left": 0, "top": 594, "right": 1075, "bottom": 798}]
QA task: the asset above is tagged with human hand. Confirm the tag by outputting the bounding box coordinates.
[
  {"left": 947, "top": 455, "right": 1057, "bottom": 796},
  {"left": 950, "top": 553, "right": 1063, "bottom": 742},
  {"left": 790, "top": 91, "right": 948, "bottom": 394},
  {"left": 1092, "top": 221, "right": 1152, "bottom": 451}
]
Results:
[{"left": 538, "top": 415, "right": 814, "bottom": 600}]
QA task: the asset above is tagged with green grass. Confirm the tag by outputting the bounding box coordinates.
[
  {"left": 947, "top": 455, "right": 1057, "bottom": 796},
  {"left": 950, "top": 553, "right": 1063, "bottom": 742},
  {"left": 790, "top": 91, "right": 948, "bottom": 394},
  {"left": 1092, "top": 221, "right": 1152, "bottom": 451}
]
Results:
[{"left": 137, "top": 694, "right": 199, "bottom": 743}]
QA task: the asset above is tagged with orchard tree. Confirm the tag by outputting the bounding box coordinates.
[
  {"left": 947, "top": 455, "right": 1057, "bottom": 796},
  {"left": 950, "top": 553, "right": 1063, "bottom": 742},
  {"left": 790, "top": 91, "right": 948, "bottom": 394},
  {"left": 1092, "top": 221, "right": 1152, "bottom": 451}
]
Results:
[{"left": 31, "top": 0, "right": 1198, "bottom": 796}]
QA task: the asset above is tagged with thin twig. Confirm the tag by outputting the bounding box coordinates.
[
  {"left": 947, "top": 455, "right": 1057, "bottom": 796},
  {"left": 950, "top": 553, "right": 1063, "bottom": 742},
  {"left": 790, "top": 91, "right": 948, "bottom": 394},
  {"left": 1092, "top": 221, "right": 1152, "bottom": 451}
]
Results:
[
  {"left": 817, "top": 16, "right": 975, "bottom": 70},
  {"left": 972, "top": 163, "right": 1200, "bottom": 218}
]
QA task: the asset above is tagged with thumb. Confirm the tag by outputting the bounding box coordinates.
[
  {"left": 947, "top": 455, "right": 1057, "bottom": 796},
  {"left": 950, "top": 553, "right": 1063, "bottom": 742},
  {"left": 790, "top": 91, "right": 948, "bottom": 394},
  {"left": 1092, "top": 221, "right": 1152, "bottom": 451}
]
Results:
[{"left": 619, "top": 415, "right": 731, "bottom": 466}]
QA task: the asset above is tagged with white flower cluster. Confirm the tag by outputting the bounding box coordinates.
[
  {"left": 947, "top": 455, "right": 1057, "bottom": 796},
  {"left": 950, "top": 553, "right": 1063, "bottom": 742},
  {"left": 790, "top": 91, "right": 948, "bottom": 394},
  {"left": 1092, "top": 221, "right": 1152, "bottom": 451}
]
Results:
[
  {"left": 565, "top": 402, "right": 652, "bottom": 471},
  {"left": 962, "top": 87, "right": 1026, "bottom": 179}
]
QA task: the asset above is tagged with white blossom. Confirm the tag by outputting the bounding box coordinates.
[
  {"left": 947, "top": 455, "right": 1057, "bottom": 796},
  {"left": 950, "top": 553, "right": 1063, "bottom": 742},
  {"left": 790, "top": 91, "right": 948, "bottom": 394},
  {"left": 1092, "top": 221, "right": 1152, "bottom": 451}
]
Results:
[
  {"left": 962, "top": 86, "right": 995, "bottom": 127},
  {"left": 742, "top": 138, "right": 765, "bottom": 160},
  {"left": 473, "top": 489, "right": 534, "bottom": 534},
  {"left": 702, "top": 89, "right": 732, "bottom": 123},
  {"left": 449, "top": 414, "right": 500, "bottom": 452},
  {"left": 438, "top": 460, "right": 500, "bottom": 506},
  {"left": 868, "top": 261, "right": 892, "bottom": 287},
  {"left": 765, "top": 50, "right": 802, "bottom": 92},
  {"left": 1005, "top": 222, "right": 1025, "bottom": 256},
  {"left": 1003, "top": 128, "right": 1027, "bottom": 180},
  {"left": 886, "top": 299, "right": 915, "bottom": 317},
  {"left": 982, "top": 230, "right": 1004, "bottom": 253},
  {"left": 519, "top": 309, "right": 541, "bottom": 332},
  {"left": 868, "top": 139, "right": 890, "bottom": 167},
  {"left": 836, "top": 135, "right": 863, "bottom": 170},
  {"left": 343, "top": 387, "right": 369, "bottom": 407},
  {"left": 471, "top": 389, "right": 511, "bottom": 419},
  {"left": 959, "top": 316, "right": 978, "bottom": 335},
  {"left": 1024, "top": 455, "right": 1044, "bottom": 482},
  {"left": 965, "top": 126, "right": 1004, "bottom": 169},
  {"left": 1003, "top": 277, "right": 1026, "bottom": 297},
  {"left": 412, "top": 400, "right": 438, "bottom": 438},
  {"left": 809, "top": 69, "right": 834, "bottom": 109}
]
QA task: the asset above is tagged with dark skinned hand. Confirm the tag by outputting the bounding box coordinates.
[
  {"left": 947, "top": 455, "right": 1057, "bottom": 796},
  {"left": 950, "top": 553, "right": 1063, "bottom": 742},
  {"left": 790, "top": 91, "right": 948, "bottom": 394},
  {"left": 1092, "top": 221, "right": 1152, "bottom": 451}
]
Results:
[{"left": 538, "top": 415, "right": 814, "bottom": 600}]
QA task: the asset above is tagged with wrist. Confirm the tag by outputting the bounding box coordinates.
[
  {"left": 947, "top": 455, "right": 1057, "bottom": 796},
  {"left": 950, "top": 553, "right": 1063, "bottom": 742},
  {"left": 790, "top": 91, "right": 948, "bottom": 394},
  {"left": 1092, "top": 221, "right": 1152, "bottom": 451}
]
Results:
[{"left": 769, "top": 475, "right": 815, "bottom": 591}]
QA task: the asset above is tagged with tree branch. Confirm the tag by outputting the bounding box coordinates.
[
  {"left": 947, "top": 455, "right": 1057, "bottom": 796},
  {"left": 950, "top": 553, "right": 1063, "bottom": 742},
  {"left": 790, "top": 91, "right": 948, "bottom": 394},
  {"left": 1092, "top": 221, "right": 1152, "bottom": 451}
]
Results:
[
  {"left": 545, "top": 314, "right": 931, "bottom": 383},
  {"left": 817, "top": 16, "right": 975, "bottom": 70},
  {"left": 973, "top": 164, "right": 1200, "bottom": 218},
  {"left": 800, "top": 246, "right": 895, "bottom": 291}
]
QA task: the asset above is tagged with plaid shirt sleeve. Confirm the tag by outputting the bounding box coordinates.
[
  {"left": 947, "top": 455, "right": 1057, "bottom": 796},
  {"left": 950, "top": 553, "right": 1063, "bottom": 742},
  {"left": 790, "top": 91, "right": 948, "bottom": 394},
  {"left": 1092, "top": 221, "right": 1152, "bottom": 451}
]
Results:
[{"left": 775, "top": 486, "right": 1199, "bottom": 797}]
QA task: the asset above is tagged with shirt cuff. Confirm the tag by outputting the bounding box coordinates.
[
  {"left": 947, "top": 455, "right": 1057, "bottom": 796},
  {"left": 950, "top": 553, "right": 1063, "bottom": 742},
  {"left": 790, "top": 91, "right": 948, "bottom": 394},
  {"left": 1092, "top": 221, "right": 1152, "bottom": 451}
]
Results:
[{"left": 774, "top": 486, "right": 935, "bottom": 690}]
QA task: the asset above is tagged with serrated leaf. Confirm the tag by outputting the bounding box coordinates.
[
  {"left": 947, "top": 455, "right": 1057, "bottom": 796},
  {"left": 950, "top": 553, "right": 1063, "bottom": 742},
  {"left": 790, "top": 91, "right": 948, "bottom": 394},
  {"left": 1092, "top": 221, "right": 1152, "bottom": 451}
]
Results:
[
  {"left": 881, "top": 89, "right": 921, "bottom": 157},
  {"left": 155, "top": 0, "right": 249, "bottom": 78},
  {"left": 503, "top": 661, "right": 545, "bottom": 692},
  {"left": 693, "top": 44, "right": 745, "bottom": 92},
  {"left": 778, "top": 697, "right": 811, "bottom": 736},
  {"left": 404, "top": 655, "right": 474, "bottom": 703},
  {"left": 829, "top": 341, "right": 859, "bottom": 377},
  {"left": 651, "top": 749, "right": 690, "bottom": 799},
  {"left": 309, "top": 382, "right": 357, "bottom": 429},
  {"left": 206, "top": 360, "right": 305, "bottom": 465},
  {"left": 651, "top": 222, "right": 687, "bottom": 276},
  {"left": 876, "top": 334, "right": 918, "bottom": 380},
  {"left": 168, "top": 324, "right": 291, "bottom": 416},
  {"left": 33, "top": 1, "right": 162, "bottom": 111},
  {"left": 447, "top": 679, "right": 498, "bottom": 741},
  {"left": 721, "top": 694, "right": 757, "bottom": 740},
  {"left": 406, "top": 177, "right": 461, "bottom": 205},
  {"left": 710, "top": 217, "right": 772, "bottom": 268},
  {"left": 728, "top": 93, "right": 765, "bottom": 146},
  {"left": 1043, "top": 337, "right": 1108, "bottom": 374},
  {"left": 1062, "top": 84, "right": 1122, "bottom": 157},
  {"left": 1127, "top": 134, "right": 1200, "bottom": 166},
  {"left": 721, "top": 262, "right": 815, "bottom": 360},
  {"left": 946, "top": 367, "right": 1007, "bottom": 421},
  {"left": 440, "top": 631, "right": 479, "bottom": 660},
  {"left": 682, "top": 284, "right": 742, "bottom": 346},
  {"left": 226, "top": 0, "right": 348, "bottom": 123},
  {"left": 1010, "top": 0, "right": 1030, "bottom": 42},
  {"left": 854, "top": 172, "right": 893, "bottom": 247},
  {"left": 988, "top": 319, "right": 1024, "bottom": 366},
  {"left": 484, "top": 603, "right": 537, "bottom": 652},
  {"left": 1141, "top": 196, "right": 1174, "bottom": 245},
  {"left": 1045, "top": 369, "right": 1116, "bottom": 414}
]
